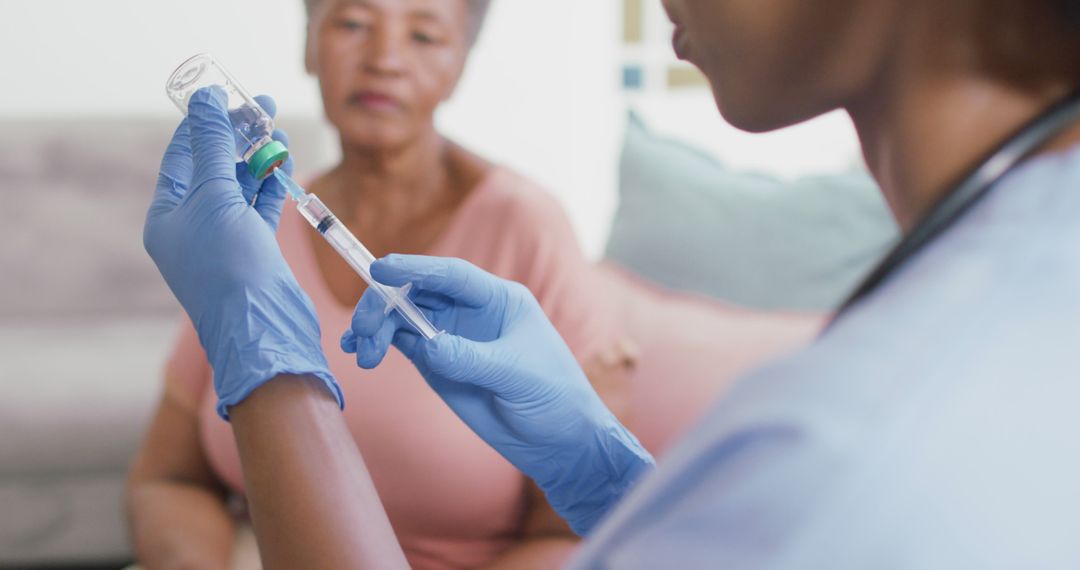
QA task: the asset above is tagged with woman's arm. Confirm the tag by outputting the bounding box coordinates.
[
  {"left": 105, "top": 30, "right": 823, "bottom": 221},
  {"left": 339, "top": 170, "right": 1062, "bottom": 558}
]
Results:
[
  {"left": 126, "top": 394, "right": 234, "bottom": 570},
  {"left": 477, "top": 482, "right": 578, "bottom": 570},
  {"left": 228, "top": 374, "right": 408, "bottom": 570}
]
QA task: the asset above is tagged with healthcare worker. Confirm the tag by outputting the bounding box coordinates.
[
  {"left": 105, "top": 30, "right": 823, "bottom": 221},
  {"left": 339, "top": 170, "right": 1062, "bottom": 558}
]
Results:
[{"left": 143, "top": 0, "right": 1080, "bottom": 567}]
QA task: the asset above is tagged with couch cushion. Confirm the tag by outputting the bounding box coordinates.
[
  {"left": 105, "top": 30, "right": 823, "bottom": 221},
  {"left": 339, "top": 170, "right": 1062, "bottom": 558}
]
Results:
[
  {"left": 596, "top": 264, "right": 824, "bottom": 455},
  {"left": 606, "top": 113, "right": 899, "bottom": 311},
  {"left": 0, "top": 475, "right": 131, "bottom": 566},
  {"left": 0, "top": 319, "right": 174, "bottom": 477},
  {"left": 0, "top": 118, "right": 333, "bottom": 320}
]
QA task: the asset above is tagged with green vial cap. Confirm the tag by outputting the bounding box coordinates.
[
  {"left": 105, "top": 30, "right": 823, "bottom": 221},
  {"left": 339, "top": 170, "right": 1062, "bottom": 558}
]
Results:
[{"left": 248, "top": 140, "right": 290, "bottom": 180}]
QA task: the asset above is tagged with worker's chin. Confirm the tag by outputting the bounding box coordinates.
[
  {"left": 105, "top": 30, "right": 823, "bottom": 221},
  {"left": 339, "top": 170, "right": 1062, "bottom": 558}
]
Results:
[
  {"left": 712, "top": 86, "right": 828, "bottom": 134},
  {"left": 721, "top": 100, "right": 820, "bottom": 135},
  {"left": 710, "top": 88, "right": 777, "bottom": 133}
]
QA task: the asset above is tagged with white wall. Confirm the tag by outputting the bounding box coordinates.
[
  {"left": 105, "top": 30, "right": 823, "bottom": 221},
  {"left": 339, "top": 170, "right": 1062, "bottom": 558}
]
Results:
[
  {"left": 0, "top": 0, "right": 862, "bottom": 257},
  {"left": 0, "top": 0, "right": 626, "bottom": 255},
  {"left": 0, "top": 0, "right": 319, "bottom": 117}
]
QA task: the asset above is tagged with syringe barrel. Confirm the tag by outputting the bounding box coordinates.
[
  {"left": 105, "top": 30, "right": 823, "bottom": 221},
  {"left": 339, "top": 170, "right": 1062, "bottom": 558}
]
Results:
[
  {"left": 297, "top": 194, "right": 378, "bottom": 282},
  {"left": 165, "top": 53, "right": 288, "bottom": 180},
  {"left": 296, "top": 194, "right": 442, "bottom": 341}
]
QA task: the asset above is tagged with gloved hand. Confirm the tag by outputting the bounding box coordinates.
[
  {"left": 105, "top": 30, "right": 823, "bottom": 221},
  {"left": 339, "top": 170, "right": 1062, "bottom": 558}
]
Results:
[
  {"left": 145, "top": 86, "right": 342, "bottom": 420},
  {"left": 340, "top": 255, "right": 655, "bottom": 535}
]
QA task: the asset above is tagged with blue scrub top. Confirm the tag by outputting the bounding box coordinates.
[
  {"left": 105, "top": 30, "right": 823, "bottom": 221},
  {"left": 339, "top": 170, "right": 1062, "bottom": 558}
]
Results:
[{"left": 570, "top": 145, "right": 1080, "bottom": 568}]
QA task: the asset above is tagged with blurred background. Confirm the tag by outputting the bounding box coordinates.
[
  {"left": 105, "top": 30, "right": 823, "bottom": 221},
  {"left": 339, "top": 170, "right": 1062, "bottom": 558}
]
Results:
[{"left": 0, "top": 0, "right": 890, "bottom": 568}]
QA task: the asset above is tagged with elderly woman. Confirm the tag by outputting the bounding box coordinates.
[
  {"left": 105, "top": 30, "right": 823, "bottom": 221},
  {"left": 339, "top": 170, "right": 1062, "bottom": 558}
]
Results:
[{"left": 126, "top": 1, "right": 633, "bottom": 568}]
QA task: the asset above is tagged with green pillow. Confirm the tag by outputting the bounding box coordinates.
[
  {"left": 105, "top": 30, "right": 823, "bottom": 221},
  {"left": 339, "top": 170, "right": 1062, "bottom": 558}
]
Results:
[{"left": 605, "top": 113, "right": 898, "bottom": 311}]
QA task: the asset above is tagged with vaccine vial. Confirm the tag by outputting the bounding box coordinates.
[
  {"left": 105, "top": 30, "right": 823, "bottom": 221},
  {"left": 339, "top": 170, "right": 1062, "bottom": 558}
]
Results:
[{"left": 165, "top": 53, "right": 289, "bottom": 179}]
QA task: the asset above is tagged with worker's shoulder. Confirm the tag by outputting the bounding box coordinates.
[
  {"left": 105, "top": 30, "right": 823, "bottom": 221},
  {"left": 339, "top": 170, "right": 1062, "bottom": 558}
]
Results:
[
  {"left": 709, "top": 230, "right": 1080, "bottom": 442},
  {"left": 667, "top": 289, "right": 1080, "bottom": 556}
]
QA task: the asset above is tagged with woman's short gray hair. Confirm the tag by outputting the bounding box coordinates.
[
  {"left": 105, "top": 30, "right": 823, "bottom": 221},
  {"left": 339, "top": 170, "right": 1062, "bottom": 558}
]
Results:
[{"left": 303, "top": 0, "right": 492, "bottom": 44}]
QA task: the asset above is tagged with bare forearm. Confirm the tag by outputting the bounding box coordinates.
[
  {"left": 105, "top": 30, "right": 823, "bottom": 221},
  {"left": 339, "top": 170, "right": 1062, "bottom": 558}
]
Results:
[
  {"left": 127, "top": 481, "right": 234, "bottom": 570},
  {"left": 229, "top": 375, "right": 408, "bottom": 570}
]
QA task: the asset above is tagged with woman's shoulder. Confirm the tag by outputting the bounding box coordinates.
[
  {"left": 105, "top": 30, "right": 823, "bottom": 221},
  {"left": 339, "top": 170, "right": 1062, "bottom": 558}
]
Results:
[
  {"left": 465, "top": 166, "right": 575, "bottom": 234},
  {"left": 444, "top": 141, "right": 564, "bottom": 219}
]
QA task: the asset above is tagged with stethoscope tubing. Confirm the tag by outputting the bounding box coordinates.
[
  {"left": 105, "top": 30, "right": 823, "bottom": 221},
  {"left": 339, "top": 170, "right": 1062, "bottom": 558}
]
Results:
[{"left": 830, "top": 88, "right": 1080, "bottom": 326}]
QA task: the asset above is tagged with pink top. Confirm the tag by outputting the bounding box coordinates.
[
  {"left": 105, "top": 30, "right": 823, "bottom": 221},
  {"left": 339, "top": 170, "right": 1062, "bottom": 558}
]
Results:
[{"left": 164, "top": 168, "right": 623, "bottom": 569}]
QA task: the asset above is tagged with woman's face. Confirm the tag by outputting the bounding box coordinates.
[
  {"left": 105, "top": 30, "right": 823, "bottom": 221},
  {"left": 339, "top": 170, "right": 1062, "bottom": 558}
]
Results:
[
  {"left": 308, "top": 0, "right": 471, "bottom": 149},
  {"left": 663, "top": 0, "right": 899, "bottom": 132}
]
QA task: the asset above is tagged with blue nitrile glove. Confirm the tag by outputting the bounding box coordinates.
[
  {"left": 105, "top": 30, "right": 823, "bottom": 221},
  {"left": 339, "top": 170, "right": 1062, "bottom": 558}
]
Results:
[
  {"left": 340, "top": 255, "right": 655, "bottom": 535},
  {"left": 144, "top": 86, "right": 342, "bottom": 420}
]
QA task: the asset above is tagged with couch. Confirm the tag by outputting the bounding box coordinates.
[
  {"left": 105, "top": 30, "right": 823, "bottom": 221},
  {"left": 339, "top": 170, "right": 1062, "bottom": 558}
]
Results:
[{"left": 0, "top": 118, "right": 333, "bottom": 568}]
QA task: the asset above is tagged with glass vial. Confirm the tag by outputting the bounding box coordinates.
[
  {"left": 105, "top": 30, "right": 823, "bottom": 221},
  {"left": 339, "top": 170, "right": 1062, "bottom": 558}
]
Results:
[{"left": 165, "top": 53, "right": 288, "bottom": 179}]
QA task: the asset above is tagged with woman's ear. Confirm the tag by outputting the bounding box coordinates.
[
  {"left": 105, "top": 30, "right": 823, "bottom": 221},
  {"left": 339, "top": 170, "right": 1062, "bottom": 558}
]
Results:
[
  {"left": 305, "top": 1, "right": 333, "bottom": 76},
  {"left": 440, "top": 48, "right": 471, "bottom": 103},
  {"left": 304, "top": 25, "right": 318, "bottom": 76}
]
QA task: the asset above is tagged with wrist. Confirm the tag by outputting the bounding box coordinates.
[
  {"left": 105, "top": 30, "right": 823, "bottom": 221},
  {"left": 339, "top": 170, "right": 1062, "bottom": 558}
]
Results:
[
  {"left": 196, "top": 280, "right": 344, "bottom": 420},
  {"left": 215, "top": 359, "right": 341, "bottom": 421},
  {"left": 230, "top": 374, "right": 344, "bottom": 423},
  {"left": 543, "top": 417, "right": 655, "bottom": 536}
]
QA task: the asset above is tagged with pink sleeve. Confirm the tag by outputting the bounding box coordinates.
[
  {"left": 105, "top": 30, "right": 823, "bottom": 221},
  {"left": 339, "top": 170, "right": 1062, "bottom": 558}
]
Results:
[
  {"left": 496, "top": 190, "right": 618, "bottom": 362},
  {"left": 162, "top": 318, "right": 212, "bottom": 414}
]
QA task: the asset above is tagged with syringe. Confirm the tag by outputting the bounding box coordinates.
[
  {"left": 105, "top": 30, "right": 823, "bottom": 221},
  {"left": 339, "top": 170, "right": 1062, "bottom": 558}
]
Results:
[
  {"left": 272, "top": 168, "right": 443, "bottom": 341},
  {"left": 163, "top": 54, "right": 439, "bottom": 339}
]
